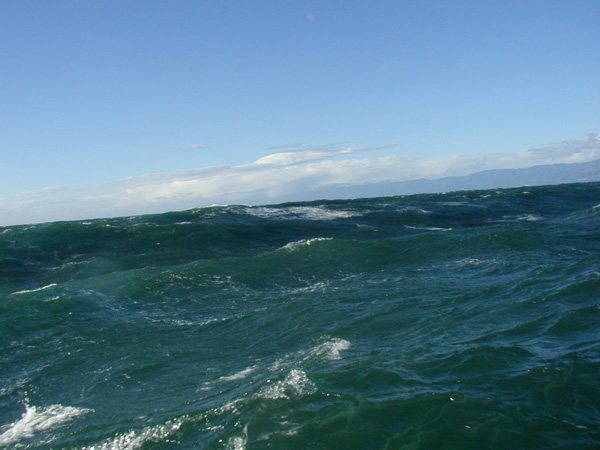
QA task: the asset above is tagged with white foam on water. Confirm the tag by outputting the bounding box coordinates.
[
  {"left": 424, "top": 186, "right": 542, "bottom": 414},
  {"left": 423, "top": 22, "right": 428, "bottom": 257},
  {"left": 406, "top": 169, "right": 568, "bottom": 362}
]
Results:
[
  {"left": 397, "top": 206, "right": 433, "bottom": 214},
  {"left": 199, "top": 366, "right": 258, "bottom": 391},
  {"left": 210, "top": 398, "right": 245, "bottom": 415},
  {"left": 0, "top": 403, "right": 92, "bottom": 446},
  {"left": 310, "top": 338, "right": 351, "bottom": 361},
  {"left": 497, "top": 214, "right": 543, "bottom": 222},
  {"left": 247, "top": 206, "right": 361, "bottom": 221},
  {"left": 356, "top": 223, "right": 377, "bottom": 230},
  {"left": 405, "top": 225, "right": 452, "bottom": 231},
  {"left": 204, "top": 338, "right": 350, "bottom": 446},
  {"left": 281, "top": 237, "right": 333, "bottom": 251},
  {"left": 10, "top": 283, "right": 57, "bottom": 296},
  {"left": 80, "top": 417, "right": 184, "bottom": 450},
  {"left": 269, "top": 337, "right": 352, "bottom": 373},
  {"left": 219, "top": 366, "right": 258, "bottom": 382},
  {"left": 439, "top": 201, "right": 467, "bottom": 207},
  {"left": 515, "top": 214, "right": 543, "bottom": 222},
  {"left": 258, "top": 369, "right": 316, "bottom": 400},
  {"left": 225, "top": 424, "right": 248, "bottom": 450},
  {"left": 455, "top": 257, "right": 486, "bottom": 267},
  {"left": 288, "top": 281, "right": 332, "bottom": 295},
  {"left": 226, "top": 435, "right": 247, "bottom": 450}
]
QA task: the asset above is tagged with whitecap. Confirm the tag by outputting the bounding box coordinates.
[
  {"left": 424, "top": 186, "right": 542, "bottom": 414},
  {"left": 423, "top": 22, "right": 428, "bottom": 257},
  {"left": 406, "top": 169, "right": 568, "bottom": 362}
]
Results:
[
  {"left": 0, "top": 403, "right": 92, "bottom": 446},
  {"left": 268, "top": 337, "right": 352, "bottom": 373},
  {"left": 225, "top": 424, "right": 248, "bottom": 450},
  {"left": 356, "top": 223, "right": 377, "bottom": 230},
  {"left": 397, "top": 206, "right": 433, "bottom": 214},
  {"left": 258, "top": 369, "right": 316, "bottom": 400},
  {"left": 289, "top": 281, "right": 331, "bottom": 294},
  {"left": 199, "top": 365, "right": 258, "bottom": 393},
  {"left": 310, "top": 338, "right": 351, "bottom": 361},
  {"left": 455, "top": 258, "right": 486, "bottom": 266},
  {"left": 281, "top": 237, "right": 333, "bottom": 251},
  {"left": 219, "top": 366, "right": 257, "bottom": 382},
  {"left": 405, "top": 225, "right": 452, "bottom": 231},
  {"left": 79, "top": 417, "right": 184, "bottom": 450},
  {"left": 515, "top": 214, "right": 543, "bottom": 222},
  {"left": 210, "top": 398, "right": 244, "bottom": 415},
  {"left": 439, "top": 202, "right": 466, "bottom": 207},
  {"left": 497, "top": 214, "right": 543, "bottom": 222},
  {"left": 10, "top": 283, "right": 57, "bottom": 296},
  {"left": 247, "top": 206, "right": 360, "bottom": 221}
]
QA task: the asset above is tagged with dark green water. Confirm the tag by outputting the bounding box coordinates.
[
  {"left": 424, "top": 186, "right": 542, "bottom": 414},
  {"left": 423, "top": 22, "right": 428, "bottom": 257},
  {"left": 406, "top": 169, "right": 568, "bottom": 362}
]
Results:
[{"left": 1, "top": 183, "right": 600, "bottom": 449}]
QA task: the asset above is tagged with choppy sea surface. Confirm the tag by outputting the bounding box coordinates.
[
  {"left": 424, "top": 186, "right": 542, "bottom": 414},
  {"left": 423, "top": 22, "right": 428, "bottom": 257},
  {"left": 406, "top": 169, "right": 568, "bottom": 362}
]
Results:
[{"left": 1, "top": 182, "right": 600, "bottom": 450}]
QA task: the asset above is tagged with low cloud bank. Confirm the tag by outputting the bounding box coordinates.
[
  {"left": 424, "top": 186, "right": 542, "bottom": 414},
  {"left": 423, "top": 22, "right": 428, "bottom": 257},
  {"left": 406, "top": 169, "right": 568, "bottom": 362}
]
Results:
[{"left": 2, "top": 134, "right": 599, "bottom": 226}]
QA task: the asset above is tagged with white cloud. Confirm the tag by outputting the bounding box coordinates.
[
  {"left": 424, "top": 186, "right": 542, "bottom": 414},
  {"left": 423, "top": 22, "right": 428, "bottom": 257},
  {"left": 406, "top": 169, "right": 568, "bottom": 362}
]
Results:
[
  {"left": 1, "top": 134, "right": 599, "bottom": 226},
  {"left": 236, "top": 144, "right": 393, "bottom": 169}
]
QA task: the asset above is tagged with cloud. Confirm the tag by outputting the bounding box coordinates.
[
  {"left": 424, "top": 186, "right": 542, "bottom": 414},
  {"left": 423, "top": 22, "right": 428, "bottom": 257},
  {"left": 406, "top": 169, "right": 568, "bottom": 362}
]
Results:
[
  {"left": 1, "top": 134, "right": 599, "bottom": 226},
  {"left": 237, "top": 144, "right": 397, "bottom": 169},
  {"left": 527, "top": 133, "right": 600, "bottom": 162}
]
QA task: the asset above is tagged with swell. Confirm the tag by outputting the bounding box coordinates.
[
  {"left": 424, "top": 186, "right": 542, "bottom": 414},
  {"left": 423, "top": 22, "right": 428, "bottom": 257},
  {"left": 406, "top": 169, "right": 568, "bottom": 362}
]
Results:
[
  {"left": 1, "top": 183, "right": 598, "bottom": 292},
  {"left": 1, "top": 182, "right": 600, "bottom": 449}
]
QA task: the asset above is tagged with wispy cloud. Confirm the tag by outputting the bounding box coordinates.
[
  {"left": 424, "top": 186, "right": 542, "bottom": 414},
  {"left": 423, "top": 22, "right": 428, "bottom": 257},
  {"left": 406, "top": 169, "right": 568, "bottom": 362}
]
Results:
[
  {"left": 1, "top": 135, "right": 599, "bottom": 226},
  {"left": 238, "top": 144, "right": 397, "bottom": 169}
]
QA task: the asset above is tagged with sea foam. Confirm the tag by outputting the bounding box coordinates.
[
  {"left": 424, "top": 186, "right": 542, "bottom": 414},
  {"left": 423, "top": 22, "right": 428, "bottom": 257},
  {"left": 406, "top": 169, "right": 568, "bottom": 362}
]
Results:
[
  {"left": 258, "top": 369, "right": 316, "bottom": 400},
  {"left": 246, "top": 206, "right": 360, "bottom": 221},
  {"left": 10, "top": 283, "right": 57, "bottom": 296},
  {"left": 0, "top": 403, "right": 92, "bottom": 446},
  {"left": 311, "top": 338, "right": 351, "bottom": 361},
  {"left": 281, "top": 237, "right": 333, "bottom": 251},
  {"left": 79, "top": 418, "right": 184, "bottom": 450}
]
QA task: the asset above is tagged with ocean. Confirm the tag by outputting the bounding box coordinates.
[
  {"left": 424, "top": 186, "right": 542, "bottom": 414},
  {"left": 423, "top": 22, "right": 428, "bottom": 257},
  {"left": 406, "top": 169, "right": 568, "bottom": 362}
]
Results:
[{"left": 1, "top": 182, "right": 599, "bottom": 450}]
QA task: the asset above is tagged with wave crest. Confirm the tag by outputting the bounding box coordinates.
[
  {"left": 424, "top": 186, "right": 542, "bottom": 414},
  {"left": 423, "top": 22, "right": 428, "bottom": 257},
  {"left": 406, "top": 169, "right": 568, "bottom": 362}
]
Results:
[{"left": 0, "top": 403, "right": 92, "bottom": 446}]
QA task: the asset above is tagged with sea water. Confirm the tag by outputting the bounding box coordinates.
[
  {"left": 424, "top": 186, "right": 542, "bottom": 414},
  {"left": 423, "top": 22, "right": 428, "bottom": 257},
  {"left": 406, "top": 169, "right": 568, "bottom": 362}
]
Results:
[{"left": 1, "top": 182, "right": 599, "bottom": 449}]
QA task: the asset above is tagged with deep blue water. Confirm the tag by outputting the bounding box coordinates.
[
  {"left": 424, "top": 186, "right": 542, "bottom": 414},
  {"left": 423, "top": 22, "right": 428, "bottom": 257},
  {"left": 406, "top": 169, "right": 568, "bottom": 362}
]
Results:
[{"left": 1, "top": 182, "right": 600, "bottom": 449}]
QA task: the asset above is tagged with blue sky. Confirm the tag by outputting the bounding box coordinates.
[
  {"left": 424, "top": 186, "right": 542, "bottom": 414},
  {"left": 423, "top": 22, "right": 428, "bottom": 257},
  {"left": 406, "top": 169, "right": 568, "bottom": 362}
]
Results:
[{"left": 1, "top": 1, "right": 599, "bottom": 225}]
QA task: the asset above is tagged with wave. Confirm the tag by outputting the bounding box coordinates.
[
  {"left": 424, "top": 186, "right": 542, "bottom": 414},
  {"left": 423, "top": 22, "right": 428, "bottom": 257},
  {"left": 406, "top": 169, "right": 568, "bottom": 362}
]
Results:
[
  {"left": 78, "top": 417, "right": 184, "bottom": 450},
  {"left": 308, "top": 337, "right": 351, "bottom": 361},
  {"left": 280, "top": 237, "right": 333, "bottom": 251},
  {"left": 218, "top": 366, "right": 258, "bottom": 382},
  {"left": 2, "top": 182, "right": 600, "bottom": 449},
  {"left": 404, "top": 225, "right": 452, "bottom": 231},
  {"left": 204, "top": 337, "right": 352, "bottom": 447},
  {"left": 245, "top": 205, "right": 361, "bottom": 221},
  {"left": 0, "top": 402, "right": 92, "bottom": 447},
  {"left": 9, "top": 283, "right": 57, "bottom": 296},
  {"left": 258, "top": 369, "right": 316, "bottom": 400}
]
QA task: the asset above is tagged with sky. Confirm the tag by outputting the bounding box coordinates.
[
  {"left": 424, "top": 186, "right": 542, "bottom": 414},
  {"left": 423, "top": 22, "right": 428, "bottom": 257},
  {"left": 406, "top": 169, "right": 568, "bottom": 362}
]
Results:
[{"left": 1, "top": 0, "right": 599, "bottom": 225}]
